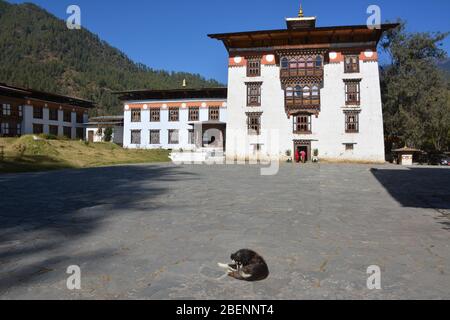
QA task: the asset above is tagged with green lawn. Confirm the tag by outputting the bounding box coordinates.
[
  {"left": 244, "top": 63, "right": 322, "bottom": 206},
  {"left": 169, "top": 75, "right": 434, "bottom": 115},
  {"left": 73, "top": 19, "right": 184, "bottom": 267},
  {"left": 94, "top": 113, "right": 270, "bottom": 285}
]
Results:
[{"left": 0, "top": 135, "right": 170, "bottom": 174}]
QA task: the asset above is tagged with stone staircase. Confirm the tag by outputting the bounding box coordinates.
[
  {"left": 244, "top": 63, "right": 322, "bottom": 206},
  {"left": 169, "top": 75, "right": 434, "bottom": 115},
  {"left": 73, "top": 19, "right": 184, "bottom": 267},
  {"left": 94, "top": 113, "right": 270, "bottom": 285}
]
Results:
[{"left": 169, "top": 148, "right": 225, "bottom": 164}]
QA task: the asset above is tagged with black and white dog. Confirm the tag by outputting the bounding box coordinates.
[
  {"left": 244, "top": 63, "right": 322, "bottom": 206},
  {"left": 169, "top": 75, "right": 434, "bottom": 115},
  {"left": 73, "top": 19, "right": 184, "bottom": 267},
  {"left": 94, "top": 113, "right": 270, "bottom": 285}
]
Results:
[{"left": 218, "top": 249, "right": 269, "bottom": 282}]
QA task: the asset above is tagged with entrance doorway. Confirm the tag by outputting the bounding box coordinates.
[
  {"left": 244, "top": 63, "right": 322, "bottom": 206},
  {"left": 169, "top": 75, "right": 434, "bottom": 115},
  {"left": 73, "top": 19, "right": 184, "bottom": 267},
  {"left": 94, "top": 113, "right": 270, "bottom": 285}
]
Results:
[
  {"left": 294, "top": 140, "right": 311, "bottom": 162},
  {"left": 88, "top": 130, "right": 94, "bottom": 143}
]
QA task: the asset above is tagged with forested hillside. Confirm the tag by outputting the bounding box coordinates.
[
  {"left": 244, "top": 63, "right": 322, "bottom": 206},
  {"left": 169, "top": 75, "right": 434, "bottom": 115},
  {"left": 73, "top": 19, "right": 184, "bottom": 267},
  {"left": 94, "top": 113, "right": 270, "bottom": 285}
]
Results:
[{"left": 0, "top": 0, "right": 222, "bottom": 115}]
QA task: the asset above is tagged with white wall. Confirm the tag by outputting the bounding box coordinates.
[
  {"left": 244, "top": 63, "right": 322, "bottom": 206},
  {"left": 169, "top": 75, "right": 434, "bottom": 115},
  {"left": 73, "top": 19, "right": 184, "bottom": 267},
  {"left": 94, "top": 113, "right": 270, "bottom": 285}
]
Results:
[
  {"left": 122, "top": 99, "right": 227, "bottom": 150},
  {"left": 225, "top": 53, "right": 385, "bottom": 162},
  {"left": 86, "top": 125, "right": 124, "bottom": 144}
]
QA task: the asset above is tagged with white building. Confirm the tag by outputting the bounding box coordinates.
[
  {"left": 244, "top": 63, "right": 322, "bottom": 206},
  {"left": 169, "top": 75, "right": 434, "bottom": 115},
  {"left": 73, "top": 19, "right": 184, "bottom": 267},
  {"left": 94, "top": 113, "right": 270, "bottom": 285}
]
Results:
[
  {"left": 86, "top": 116, "right": 124, "bottom": 145},
  {"left": 0, "top": 83, "right": 93, "bottom": 139},
  {"left": 116, "top": 88, "right": 227, "bottom": 152},
  {"left": 208, "top": 9, "right": 398, "bottom": 163}
]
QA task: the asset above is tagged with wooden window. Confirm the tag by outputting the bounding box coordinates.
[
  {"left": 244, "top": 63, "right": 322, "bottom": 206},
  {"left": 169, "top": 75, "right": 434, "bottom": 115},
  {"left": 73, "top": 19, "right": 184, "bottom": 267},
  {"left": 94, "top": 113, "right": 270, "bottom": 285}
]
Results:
[
  {"left": 150, "top": 108, "right": 160, "bottom": 122},
  {"left": 315, "top": 56, "right": 322, "bottom": 68},
  {"left": 15, "top": 123, "right": 21, "bottom": 136},
  {"left": 247, "top": 112, "right": 262, "bottom": 135},
  {"left": 294, "top": 114, "right": 312, "bottom": 133},
  {"left": 131, "top": 108, "right": 141, "bottom": 122},
  {"left": 209, "top": 107, "right": 220, "bottom": 121},
  {"left": 63, "top": 126, "right": 72, "bottom": 138},
  {"left": 345, "top": 112, "right": 360, "bottom": 133},
  {"left": 2, "top": 104, "right": 11, "bottom": 116},
  {"left": 188, "top": 129, "right": 195, "bottom": 144},
  {"left": 345, "top": 143, "right": 355, "bottom": 151},
  {"left": 33, "top": 123, "right": 43, "bottom": 134},
  {"left": 285, "top": 83, "right": 320, "bottom": 107},
  {"left": 131, "top": 130, "right": 141, "bottom": 144},
  {"left": 17, "top": 105, "right": 23, "bottom": 117},
  {"left": 1, "top": 122, "right": 9, "bottom": 135},
  {"left": 247, "top": 57, "right": 261, "bottom": 77},
  {"left": 49, "top": 108, "right": 58, "bottom": 121},
  {"left": 33, "top": 106, "right": 43, "bottom": 119},
  {"left": 345, "top": 81, "right": 361, "bottom": 105},
  {"left": 247, "top": 82, "right": 261, "bottom": 106},
  {"left": 169, "top": 107, "right": 179, "bottom": 122},
  {"left": 189, "top": 107, "right": 199, "bottom": 121},
  {"left": 63, "top": 110, "right": 72, "bottom": 122},
  {"left": 76, "top": 127, "right": 84, "bottom": 139},
  {"left": 281, "top": 55, "right": 323, "bottom": 77},
  {"left": 344, "top": 55, "right": 359, "bottom": 73},
  {"left": 150, "top": 130, "right": 160, "bottom": 144},
  {"left": 76, "top": 113, "right": 84, "bottom": 124},
  {"left": 168, "top": 129, "right": 179, "bottom": 144},
  {"left": 49, "top": 125, "right": 59, "bottom": 136}
]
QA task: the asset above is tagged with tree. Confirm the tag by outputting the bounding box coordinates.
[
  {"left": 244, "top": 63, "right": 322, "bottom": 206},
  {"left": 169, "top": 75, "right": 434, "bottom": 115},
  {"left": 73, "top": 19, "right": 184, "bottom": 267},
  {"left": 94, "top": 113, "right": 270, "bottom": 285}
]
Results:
[
  {"left": 103, "top": 127, "right": 113, "bottom": 142},
  {"left": 380, "top": 20, "right": 450, "bottom": 153}
]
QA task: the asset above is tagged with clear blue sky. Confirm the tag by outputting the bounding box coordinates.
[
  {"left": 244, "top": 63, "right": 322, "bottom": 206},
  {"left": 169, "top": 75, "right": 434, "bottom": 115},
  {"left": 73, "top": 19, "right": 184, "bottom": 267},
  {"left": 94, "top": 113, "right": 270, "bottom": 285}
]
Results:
[{"left": 7, "top": 0, "right": 450, "bottom": 84}]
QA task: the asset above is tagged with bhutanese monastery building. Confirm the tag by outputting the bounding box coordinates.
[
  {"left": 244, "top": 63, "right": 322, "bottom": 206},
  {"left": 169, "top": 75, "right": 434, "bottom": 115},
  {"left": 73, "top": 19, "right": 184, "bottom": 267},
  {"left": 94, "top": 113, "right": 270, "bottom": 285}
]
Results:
[
  {"left": 209, "top": 7, "right": 397, "bottom": 162},
  {"left": 0, "top": 83, "right": 93, "bottom": 139}
]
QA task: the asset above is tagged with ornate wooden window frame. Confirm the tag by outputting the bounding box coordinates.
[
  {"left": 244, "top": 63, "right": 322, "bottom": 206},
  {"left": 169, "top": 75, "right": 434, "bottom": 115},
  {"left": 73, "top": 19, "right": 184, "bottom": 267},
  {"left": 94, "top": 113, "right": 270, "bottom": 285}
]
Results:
[
  {"left": 33, "top": 106, "right": 43, "bottom": 119},
  {"left": 344, "top": 79, "right": 361, "bottom": 105},
  {"left": 246, "top": 82, "right": 262, "bottom": 107},
  {"left": 344, "top": 110, "right": 360, "bottom": 133},
  {"left": 49, "top": 125, "right": 59, "bottom": 136},
  {"left": 63, "top": 110, "right": 72, "bottom": 123},
  {"left": 32, "top": 123, "right": 43, "bottom": 134},
  {"left": 131, "top": 129, "right": 141, "bottom": 144},
  {"left": 344, "top": 55, "right": 360, "bottom": 73},
  {"left": 280, "top": 54, "right": 324, "bottom": 77},
  {"left": 247, "top": 57, "right": 261, "bottom": 77},
  {"left": 150, "top": 129, "right": 160, "bottom": 144},
  {"left": 246, "top": 112, "right": 262, "bottom": 136},
  {"left": 169, "top": 107, "right": 179, "bottom": 122},
  {"left": 63, "top": 126, "right": 72, "bottom": 138},
  {"left": 209, "top": 107, "right": 220, "bottom": 121},
  {"left": 49, "top": 108, "right": 59, "bottom": 121},
  {"left": 150, "top": 108, "right": 160, "bottom": 122},
  {"left": 293, "top": 113, "right": 312, "bottom": 134},
  {"left": 168, "top": 129, "right": 179, "bottom": 144},
  {"left": 131, "top": 108, "right": 141, "bottom": 122},
  {"left": 76, "top": 127, "right": 84, "bottom": 139},
  {"left": 188, "top": 107, "right": 199, "bottom": 121}
]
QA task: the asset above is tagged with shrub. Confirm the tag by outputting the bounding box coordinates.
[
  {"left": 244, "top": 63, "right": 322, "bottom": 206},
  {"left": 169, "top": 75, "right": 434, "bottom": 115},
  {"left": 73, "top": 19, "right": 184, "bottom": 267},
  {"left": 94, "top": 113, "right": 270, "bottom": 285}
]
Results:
[
  {"left": 38, "top": 133, "right": 57, "bottom": 140},
  {"left": 104, "top": 127, "right": 113, "bottom": 142}
]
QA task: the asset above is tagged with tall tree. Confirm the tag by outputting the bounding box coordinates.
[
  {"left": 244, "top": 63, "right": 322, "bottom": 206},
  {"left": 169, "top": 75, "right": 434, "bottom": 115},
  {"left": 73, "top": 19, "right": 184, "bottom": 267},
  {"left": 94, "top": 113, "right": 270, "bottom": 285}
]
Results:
[
  {"left": 380, "top": 20, "right": 450, "bottom": 153},
  {"left": 0, "top": 1, "right": 222, "bottom": 115}
]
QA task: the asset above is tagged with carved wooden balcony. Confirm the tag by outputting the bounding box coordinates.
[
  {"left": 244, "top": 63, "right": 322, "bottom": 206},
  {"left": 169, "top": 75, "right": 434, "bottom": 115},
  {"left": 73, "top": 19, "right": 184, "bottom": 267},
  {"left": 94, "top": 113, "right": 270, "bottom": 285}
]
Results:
[
  {"left": 285, "top": 97, "right": 321, "bottom": 113},
  {"left": 280, "top": 67, "right": 323, "bottom": 78}
]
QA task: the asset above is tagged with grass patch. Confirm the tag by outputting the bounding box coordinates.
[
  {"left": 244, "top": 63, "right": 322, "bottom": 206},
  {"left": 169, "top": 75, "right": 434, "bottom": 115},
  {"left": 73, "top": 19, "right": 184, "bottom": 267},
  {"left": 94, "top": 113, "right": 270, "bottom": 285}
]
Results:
[{"left": 0, "top": 135, "right": 170, "bottom": 174}]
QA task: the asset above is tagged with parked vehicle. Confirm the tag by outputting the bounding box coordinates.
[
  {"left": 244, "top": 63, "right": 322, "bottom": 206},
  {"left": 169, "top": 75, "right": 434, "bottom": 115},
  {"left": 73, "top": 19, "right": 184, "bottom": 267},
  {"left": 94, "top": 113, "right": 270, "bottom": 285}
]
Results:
[{"left": 440, "top": 157, "right": 450, "bottom": 166}]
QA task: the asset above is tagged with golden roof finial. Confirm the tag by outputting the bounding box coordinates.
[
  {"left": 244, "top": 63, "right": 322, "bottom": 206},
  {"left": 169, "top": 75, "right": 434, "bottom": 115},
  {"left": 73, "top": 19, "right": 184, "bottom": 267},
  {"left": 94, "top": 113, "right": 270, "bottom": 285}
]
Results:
[{"left": 298, "top": 3, "right": 304, "bottom": 17}]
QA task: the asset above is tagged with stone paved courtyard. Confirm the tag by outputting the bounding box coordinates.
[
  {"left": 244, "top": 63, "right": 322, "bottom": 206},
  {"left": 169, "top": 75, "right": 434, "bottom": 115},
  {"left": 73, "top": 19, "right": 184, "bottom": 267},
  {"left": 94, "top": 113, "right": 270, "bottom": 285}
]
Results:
[{"left": 0, "top": 163, "right": 449, "bottom": 299}]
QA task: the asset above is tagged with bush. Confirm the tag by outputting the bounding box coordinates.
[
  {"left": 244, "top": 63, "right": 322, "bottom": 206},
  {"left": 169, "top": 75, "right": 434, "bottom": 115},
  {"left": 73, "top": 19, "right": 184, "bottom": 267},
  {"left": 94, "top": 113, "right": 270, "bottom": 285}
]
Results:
[
  {"left": 38, "top": 133, "right": 58, "bottom": 140},
  {"left": 104, "top": 127, "right": 113, "bottom": 142}
]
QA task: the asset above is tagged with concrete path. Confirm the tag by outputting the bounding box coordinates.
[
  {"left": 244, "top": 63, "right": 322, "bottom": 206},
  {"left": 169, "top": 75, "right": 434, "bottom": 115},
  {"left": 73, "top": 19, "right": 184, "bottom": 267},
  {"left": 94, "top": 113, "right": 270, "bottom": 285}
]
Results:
[{"left": 0, "top": 163, "right": 449, "bottom": 299}]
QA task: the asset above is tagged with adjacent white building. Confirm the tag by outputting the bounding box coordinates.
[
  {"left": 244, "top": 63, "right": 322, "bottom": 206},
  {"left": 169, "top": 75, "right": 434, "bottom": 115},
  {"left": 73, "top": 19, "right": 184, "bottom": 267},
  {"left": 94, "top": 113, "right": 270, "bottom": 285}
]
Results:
[
  {"left": 0, "top": 83, "right": 93, "bottom": 139},
  {"left": 116, "top": 88, "right": 227, "bottom": 152},
  {"left": 209, "top": 10, "right": 398, "bottom": 163},
  {"left": 86, "top": 116, "right": 124, "bottom": 145}
]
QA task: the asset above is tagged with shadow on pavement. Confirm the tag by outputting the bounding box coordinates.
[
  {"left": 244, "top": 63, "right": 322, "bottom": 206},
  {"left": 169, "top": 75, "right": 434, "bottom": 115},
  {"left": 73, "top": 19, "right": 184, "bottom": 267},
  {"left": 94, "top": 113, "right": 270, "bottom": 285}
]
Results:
[{"left": 0, "top": 164, "right": 197, "bottom": 294}]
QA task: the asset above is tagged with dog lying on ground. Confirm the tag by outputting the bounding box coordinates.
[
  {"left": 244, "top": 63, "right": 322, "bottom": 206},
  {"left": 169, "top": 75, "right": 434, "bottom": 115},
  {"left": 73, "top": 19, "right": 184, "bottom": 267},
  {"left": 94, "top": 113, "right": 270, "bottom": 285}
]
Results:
[{"left": 218, "top": 249, "right": 269, "bottom": 282}]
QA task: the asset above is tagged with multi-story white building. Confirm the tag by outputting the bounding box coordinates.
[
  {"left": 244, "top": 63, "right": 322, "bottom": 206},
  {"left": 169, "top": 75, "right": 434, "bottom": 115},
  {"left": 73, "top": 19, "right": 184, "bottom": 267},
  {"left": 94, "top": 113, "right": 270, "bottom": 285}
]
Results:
[
  {"left": 209, "top": 9, "right": 398, "bottom": 162},
  {"left": 116, "top": 88, "right": 227, "bottom": 151},
  {"left": 0, "top": 83, "right": 93, "bottom": 139}
]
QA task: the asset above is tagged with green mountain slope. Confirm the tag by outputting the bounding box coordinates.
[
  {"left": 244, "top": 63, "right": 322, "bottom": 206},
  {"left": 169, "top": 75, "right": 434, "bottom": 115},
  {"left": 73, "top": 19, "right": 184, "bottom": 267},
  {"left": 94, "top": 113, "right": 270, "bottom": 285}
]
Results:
[{"left": 0, "top": 1, "right": 222, "bottom": 115}]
